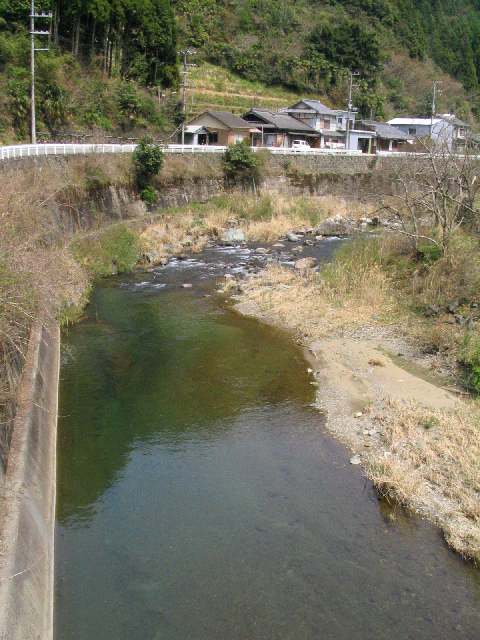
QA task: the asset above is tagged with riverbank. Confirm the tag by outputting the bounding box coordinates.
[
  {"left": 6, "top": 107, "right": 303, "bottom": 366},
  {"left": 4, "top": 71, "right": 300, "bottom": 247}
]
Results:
[{"left": 231, "top": 238, "right": 480, "bottom": 564}]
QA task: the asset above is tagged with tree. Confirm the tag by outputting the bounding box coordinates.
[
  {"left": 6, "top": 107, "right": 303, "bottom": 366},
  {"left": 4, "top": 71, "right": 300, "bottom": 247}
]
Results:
[
  {"left": 380, "top": 141, "right": 480, "bottom": 255},
  {"left": 309, "top": 16, "right": 381, "bottom": 79},
  {"left": 133, "top": 136, "right": 164, "bottom": 200},
  {"left": 223, "top": 141, "right": 261, "bottom": 187}
]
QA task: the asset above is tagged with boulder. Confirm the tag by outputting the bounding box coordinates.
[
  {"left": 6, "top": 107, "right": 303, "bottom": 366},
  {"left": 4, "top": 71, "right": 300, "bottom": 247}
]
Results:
[
  {"left": 287, "top": 232, "right": 300, "bottom": 242},
  {"left": 316, "top": 216, "right": 355, "bottom": 237},
  {"left": 294, "top": 257, "right": 317, "bottom": 271},
  {"left": 221, "top": 228, "right": 246, "bottom": 243}
]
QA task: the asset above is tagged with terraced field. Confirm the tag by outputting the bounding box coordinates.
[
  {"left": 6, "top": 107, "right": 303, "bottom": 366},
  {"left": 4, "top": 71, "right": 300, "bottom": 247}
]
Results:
[{"left": 187, "top": 63, "right": 330, "bottom": 117}]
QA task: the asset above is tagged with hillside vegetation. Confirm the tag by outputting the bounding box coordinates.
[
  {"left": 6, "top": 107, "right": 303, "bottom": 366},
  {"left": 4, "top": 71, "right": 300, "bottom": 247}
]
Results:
[
  {"left": 176, "top": 0, "right": 480, "bottom": 121},
  {"left": 0, "top": 0, "right": 480, "bottom": 142}
]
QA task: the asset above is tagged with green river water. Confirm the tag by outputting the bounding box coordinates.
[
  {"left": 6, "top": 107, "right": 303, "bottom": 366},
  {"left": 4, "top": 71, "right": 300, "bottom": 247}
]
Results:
[{"left": 55, "top": 247, "right": 480, "bottom": 639}]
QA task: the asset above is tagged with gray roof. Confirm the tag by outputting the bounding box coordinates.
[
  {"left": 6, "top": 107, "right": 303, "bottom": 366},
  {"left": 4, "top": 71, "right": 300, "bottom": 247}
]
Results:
[
  {"left": 438, "top": 114, "right": 470, "bottom": 128},
  {"left": 360, "top": 120, "right": 412, "bottom": 140},
  {"left": 288, "top": 100, "right": 338, "bottom": 116},
  {"left": 244, "top": 109, "right": 317, "bottom": 133},
  {"left": 205, "top": 111, "right": 254, "bottom": 129}
]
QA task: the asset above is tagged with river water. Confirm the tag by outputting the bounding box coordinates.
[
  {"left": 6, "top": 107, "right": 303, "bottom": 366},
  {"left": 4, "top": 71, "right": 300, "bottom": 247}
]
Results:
[{"left": 55, "top": 242, "right": 480, "bottom": 640}]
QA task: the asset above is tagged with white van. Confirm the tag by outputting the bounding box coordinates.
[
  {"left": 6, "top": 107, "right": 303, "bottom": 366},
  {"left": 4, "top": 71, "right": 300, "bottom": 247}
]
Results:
[{"left": 291, "top": 140, "right": 310, "bottom": 152}]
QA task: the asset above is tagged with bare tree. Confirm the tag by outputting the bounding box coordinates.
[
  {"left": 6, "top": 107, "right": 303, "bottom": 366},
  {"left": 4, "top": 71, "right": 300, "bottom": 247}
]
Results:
[{"left": 380, "top": 141, "right": 480, "bottom": 255}]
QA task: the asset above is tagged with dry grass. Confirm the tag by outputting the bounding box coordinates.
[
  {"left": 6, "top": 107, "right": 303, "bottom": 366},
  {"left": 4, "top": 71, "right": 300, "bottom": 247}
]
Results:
[
  {"left": 140, "top": 193, "right": 358, "bottom": 257},
  {"left": 0, "top": 155, "right": 133, "bottom": 468},
  {"left": 367, "top": 401, "right": 480, "bottom": 562},
  {"left": 239, "top": 250, "right": 392, "bottom": 339}
]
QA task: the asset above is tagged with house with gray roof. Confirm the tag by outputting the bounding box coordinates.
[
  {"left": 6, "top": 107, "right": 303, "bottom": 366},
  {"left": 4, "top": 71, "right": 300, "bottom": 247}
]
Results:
[
  {"left": 387, "top": 114, "right": 470, "bottom": 151},
  {"left": 179, "top": 111, "right": 259, "bottom": 146},
  {"left": 242, "top": 109, "right": 320, "bottom": 148},
  {"left": 359, "top": 120, "right": 412, "bottom": 152},
  {"left": 281, "top": 100, "right": 376, "bottom": 151}
]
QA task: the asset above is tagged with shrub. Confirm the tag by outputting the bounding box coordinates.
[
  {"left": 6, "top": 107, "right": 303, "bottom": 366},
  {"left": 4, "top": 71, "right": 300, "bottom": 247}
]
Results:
[
  {"left": 72, "top": 225, "right": 140, "bottom": 277},
  {"left": 223, "top": 141, "right": 261, "bottom": 186},
  {"left": 459, "top": 332, "right": 480, "bottom": 394},
  {"left": 132, "top": 137, "right": 164, "bottom": 191},
  {"left": 140, "top": 185, "right": 157, "bottom": 204},
  {"left": 417, "top": 243, "right": 442, "bottom": 265}
]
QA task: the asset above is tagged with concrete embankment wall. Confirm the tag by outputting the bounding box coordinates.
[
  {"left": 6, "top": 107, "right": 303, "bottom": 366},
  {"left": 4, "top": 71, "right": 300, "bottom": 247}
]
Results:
[{"left": 0, "top": 322, "right": 59, "bottom": 640}]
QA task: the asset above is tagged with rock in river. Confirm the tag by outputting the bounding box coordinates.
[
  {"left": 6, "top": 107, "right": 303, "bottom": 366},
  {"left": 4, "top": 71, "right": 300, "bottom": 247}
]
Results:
[
  {"left": 287, "top": 232, "right": 300, "bottom": 242},
  {"left": 294, "top": 257, "right": 317, "bottom": 271},
  {"left": 221, "top": 228, "right": 246, "bottom": 243}
]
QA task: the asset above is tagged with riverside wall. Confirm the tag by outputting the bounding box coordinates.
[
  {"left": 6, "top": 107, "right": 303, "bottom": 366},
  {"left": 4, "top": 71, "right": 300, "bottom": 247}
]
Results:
[{"left": 0, "top": 322, "right": 59, "bottom": 640}]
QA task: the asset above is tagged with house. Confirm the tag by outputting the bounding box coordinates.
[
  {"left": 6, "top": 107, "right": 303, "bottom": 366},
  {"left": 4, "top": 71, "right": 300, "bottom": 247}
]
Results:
[
  {"left": 242, "top": 109, "right": 320, "bottom": 147},
  {"left": 179, "top": 111, "right": 259, "bottom": 146},
  {"left": 280, "top": 100, "right": 351, "bottom": 149},
  {"left": 387, "top": 114, "right": 471, "bottom": 151},
  {"left": 358, "top": 120, "right": 412, "bottom": 152},
  {"left": 281, "top": 99, "right": 375, "bottom": 151}
]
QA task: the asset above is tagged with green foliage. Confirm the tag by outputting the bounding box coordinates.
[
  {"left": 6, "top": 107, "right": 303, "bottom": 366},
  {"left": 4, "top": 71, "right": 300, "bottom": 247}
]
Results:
[
  {"left": 6, "top": 66, "right": 29, "bottom": 138},
  {"left": 417, "top": 243, "right": 442, "bottom": 265},
  {"left": 133, "top": 136, "right": 164, "bottom": 191},
  {"left": 460, "top": 332, "right": 480, "bottom": 394},
  {"left": 72, "top": 225, "right": 140, "bottom": 277},
  {"left": 223, "top": 142, "right": 261, "bottom": 185},
  {"left": 309, "top": 16, "right": 381, "bottom": 79},
  {"left": 140, "top": 185, "right": 158, "bottom": 204}
]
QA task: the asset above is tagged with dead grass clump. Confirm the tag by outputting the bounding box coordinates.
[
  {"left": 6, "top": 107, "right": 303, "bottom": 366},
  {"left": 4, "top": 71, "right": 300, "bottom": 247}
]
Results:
[
  {"left": 413, "top": 234, "right": 480, "bottom": 309},
  {"left": 240, "top": 249, "right": 391, "bottom": 340},
  {"left": 367, "top": 400, "right": 480, "bottom": 562}
]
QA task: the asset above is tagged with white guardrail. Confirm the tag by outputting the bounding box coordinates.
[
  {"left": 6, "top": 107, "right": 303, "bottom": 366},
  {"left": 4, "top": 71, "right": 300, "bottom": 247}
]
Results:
[
  {"left": 0, "top": 143, "right": 431, "bottom": 162},
  {"left": 0, "top": 142, "right": 376, "bottom": 162}
]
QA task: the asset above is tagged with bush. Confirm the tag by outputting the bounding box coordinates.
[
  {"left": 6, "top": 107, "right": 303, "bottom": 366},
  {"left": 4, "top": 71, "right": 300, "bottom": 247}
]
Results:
[
  {"left": 133, "top": 137, "right": 164, "bottom": 190},
  {"left": 223, "top": 141, "right": 261, "bottom": 186},
  {"left": 459, "top": 332, "right": 480, "bottom": 394},
  {"left": 417, "top": 243, "right": 442, "bottom": 265},
  {"left": 140, "top": 185, "right": 157, "bottom": 204},
  {"left": 72, "top": 225, "right": 140, "bottom": 277}
]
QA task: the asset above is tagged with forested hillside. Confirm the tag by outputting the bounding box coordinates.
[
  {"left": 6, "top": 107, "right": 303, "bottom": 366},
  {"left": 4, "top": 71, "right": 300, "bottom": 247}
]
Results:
[
  {"left": 176, "top": 0, "right": 480, "bottom": 120},
  {"left": 1, "top": 0, "right": 480, "bottom": 142}
]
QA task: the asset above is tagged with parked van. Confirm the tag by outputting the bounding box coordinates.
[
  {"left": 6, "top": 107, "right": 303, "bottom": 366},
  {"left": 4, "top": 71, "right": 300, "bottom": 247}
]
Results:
[{"left": 291, "top": 140, "right": 310, "bottom": 151}]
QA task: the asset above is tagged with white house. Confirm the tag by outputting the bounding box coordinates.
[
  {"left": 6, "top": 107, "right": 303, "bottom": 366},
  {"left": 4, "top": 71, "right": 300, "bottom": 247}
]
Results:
[{"left": 387, "top": 114, "right": 470, "bottom": 151}]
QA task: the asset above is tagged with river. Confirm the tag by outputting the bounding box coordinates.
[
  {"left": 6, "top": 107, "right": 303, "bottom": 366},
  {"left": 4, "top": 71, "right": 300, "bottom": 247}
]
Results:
[{"left": 55, "top": 242, "right": 480, "bottom": 639}]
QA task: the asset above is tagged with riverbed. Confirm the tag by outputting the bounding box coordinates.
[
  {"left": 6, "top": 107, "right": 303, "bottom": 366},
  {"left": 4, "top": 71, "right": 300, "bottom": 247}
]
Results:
[{"left": 55, "top": 242, "right": 480, "bottom": 639}]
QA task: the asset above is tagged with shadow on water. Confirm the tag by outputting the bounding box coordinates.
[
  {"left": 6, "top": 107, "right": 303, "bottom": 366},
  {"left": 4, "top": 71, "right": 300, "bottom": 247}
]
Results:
[{"left": 56, "top": 246, "right": 480, "bottom": 640}]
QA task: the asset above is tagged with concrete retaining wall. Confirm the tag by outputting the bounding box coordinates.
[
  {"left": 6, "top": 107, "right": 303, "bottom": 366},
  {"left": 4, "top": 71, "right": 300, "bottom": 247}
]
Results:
[{"left": 0, "top": 321, "right": 59, "bottom": 640}]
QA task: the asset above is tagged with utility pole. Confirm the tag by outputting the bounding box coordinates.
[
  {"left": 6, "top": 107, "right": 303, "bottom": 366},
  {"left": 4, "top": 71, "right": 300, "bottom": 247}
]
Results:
[
  {"left": 178, "top": 49, "right": 196, "bottom": 146},
  {"left": 30, "top": 0, "right": 52, "bottom": 144},
  {"left": 431, "top": 80, "right": 442, "bottom": 136},
  {"left": 345, "top": 71, "right": 360, "bottom": 151}
]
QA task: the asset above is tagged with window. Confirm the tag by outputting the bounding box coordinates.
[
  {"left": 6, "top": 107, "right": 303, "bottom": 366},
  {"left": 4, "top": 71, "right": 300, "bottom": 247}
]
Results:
[
  {"left": 208, "top": 132, "right": 218, "bottom": 144},
  {"left": 235, "top": 133, "right": 244, "bottom": 143},
  {"left": 408, "top": 128, "right": 417, "bottom": 135}
]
